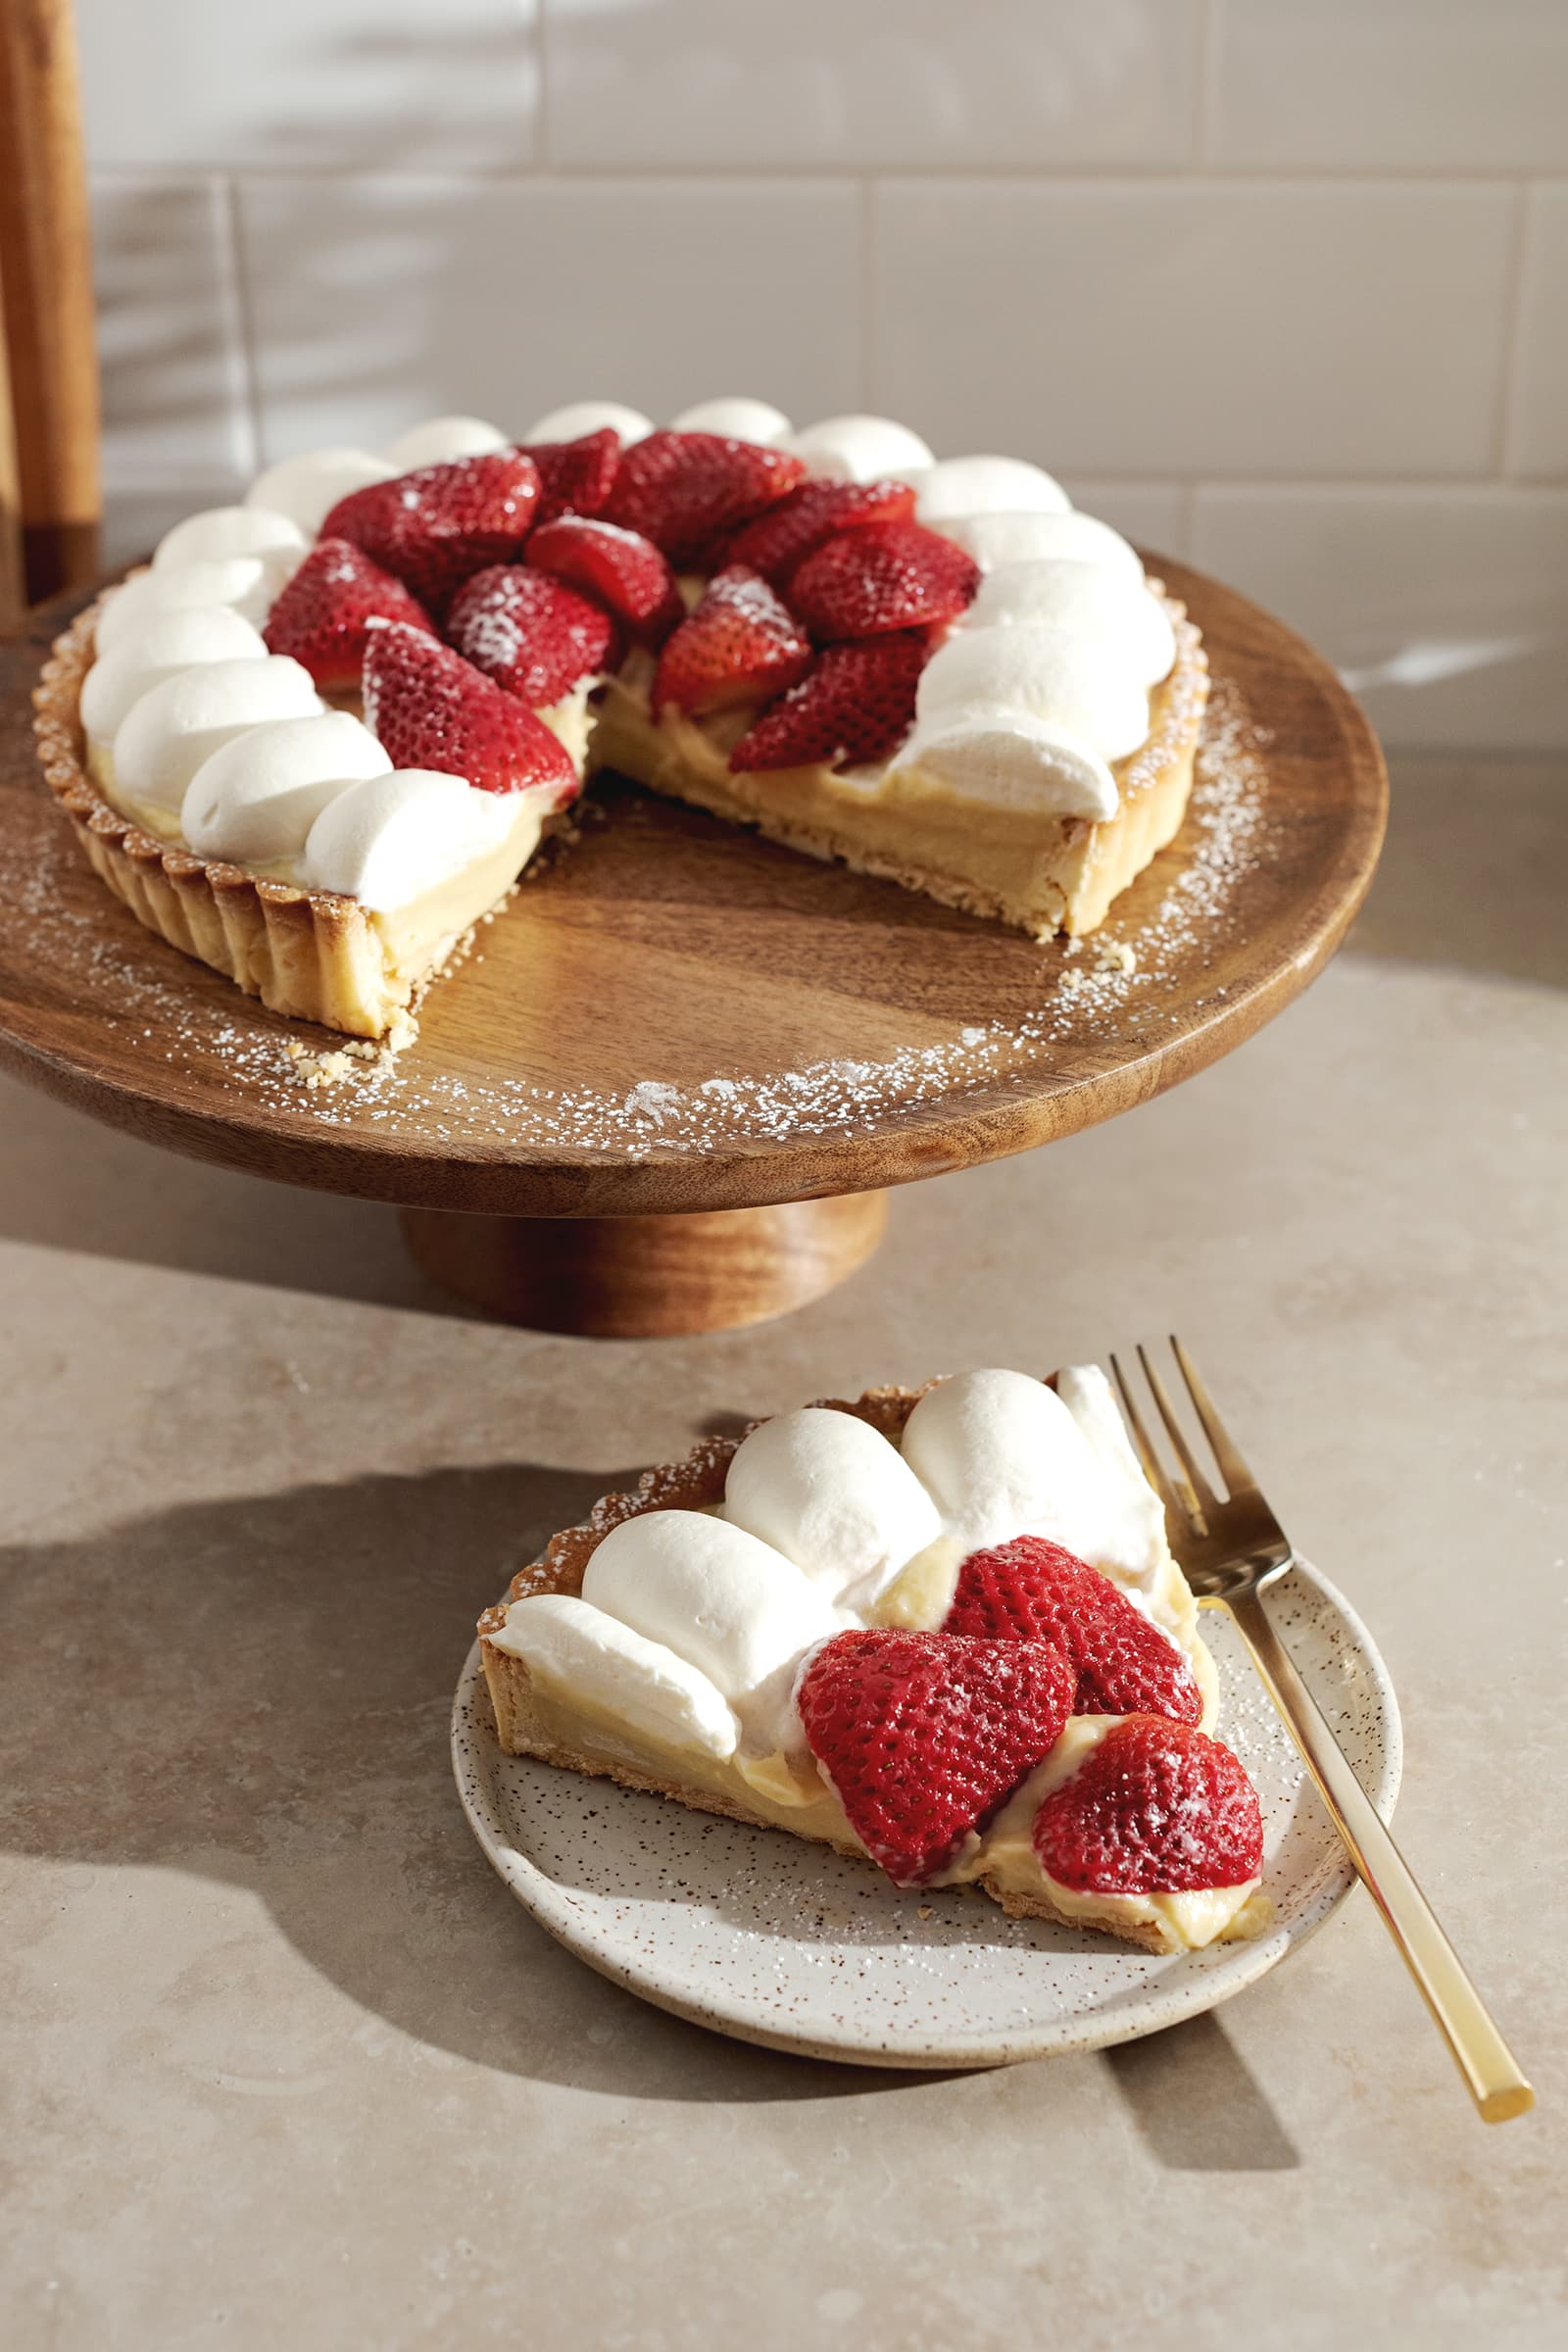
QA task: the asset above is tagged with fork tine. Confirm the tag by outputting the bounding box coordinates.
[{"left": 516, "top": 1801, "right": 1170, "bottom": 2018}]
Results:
[
  {"left": 1136, "top": 1343, "right": 1221, "bottom": 1526},
  {"left": 1169, "top": 1334, "right": 1257, "bottom": 1499},
  {"left": 1108, "top": 1351, "right": 1198, "bottom": 1539}
]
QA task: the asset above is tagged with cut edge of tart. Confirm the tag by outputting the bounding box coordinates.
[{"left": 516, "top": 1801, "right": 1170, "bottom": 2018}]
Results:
[
  {"left": 476, "top": 1375, "right": 1271, "bottom": 1956},
  {"left": 592, "top": 581, "right": 1204, "bottom": 946}
]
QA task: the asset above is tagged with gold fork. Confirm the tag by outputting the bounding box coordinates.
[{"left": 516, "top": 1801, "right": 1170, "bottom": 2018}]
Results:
[{"left": 1109, "top": 1336, "right": 1534, "bottom": 2125}]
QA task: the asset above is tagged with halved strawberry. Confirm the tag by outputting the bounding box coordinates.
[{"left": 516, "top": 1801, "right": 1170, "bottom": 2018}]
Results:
[
  {"left": 600, "top": 429, "right": 805, "bottom": 567},
  {"left": 361, "top": 619, "right": 577, "bottom": 802},
  {"left": 944, "top": 1538, "right": 1202, "bottom": 1726},
  {"left": 651, "top": 565, "right": 812, "bottom": 717},
  {"left": 729, "top": 631, "right": 928, "bottom": 772},
  {"left": 787, "top": 519, "right": 980, "bottom": 639},
  {"left": 726, "top": 477, "right": 917, "bottom": 589},
  {"left": 320, "top": 451, "right": 541, "bottom": 612},
  {"left": 797, "top": 1627, "right": 1075, "bottom": 1887},
  {"left": 526, "top": 516, "right": 683, "bottom": 646},
  {"left": 446, "top": 564, "right": 619, "bottom": 708},
  {"left": 1033, "top": 1717, "right": 1263, "bottom": 1895},
  {"left": 261, "top": 537, "right": 436, "bottom": 692},
  {"left": 514, "top": 426, "right": 620, "bottom": 526}
]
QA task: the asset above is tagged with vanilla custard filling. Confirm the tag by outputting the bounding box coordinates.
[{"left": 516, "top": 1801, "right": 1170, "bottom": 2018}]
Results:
[{"left": 954, "top": 1720, "right": 1267, "bottom": 1946}]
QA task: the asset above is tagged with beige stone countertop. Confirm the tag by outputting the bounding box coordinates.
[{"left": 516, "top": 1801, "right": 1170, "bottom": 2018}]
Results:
[{"left": 1, "top": 757, "right": 1562, "bottom": 2350}]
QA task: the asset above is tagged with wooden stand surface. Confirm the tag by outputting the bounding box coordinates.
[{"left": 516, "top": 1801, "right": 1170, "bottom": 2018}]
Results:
[
  {"left": 0, "top": 559, "right": 1386, "bottom": 1334},
  {"left": 401, "top": 1193, "right": 890, "bottom": 1337}
]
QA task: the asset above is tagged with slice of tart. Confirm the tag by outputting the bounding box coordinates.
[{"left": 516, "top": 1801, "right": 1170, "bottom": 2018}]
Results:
[
  {"left": 478, "top": 1367, "right": 1269, "bottom": 1954},
  {"left": 38, "top": 402, "right": 1207, "bottom": 1040}
]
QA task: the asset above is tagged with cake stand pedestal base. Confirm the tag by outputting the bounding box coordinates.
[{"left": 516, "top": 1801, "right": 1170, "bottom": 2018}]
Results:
[{"left": 399, "top": 1192, "right": 889, "bottom": 1337}]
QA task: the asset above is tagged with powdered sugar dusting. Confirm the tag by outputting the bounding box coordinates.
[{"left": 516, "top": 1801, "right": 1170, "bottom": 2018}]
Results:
[{"left": 4, "top": 671, "right": 1276, "bottom": 1160}]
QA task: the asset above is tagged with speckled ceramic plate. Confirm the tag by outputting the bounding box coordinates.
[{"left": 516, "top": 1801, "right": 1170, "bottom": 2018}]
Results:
[{"left": 452, "top": 1559, "right": 1401, "bottom": 2067}]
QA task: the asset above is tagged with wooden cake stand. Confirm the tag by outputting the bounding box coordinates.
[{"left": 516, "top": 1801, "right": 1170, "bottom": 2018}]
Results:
[{"left": 0, "top": 560, "right": 1386, "bottom": 1335}]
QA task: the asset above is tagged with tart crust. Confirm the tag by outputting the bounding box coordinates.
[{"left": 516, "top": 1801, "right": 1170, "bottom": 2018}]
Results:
[
  {"left": 33, "top": 597, "right": 566, "bottom": 1040},
  {"left": 477, "top": 1380, "right": 1208, "bottom": 1953},
  {"left": 36, "top": 578, "right": 1207, "bottom": 1040},
  {"left": 590, "top": 583, "right": 1208, "bottom": 941}
]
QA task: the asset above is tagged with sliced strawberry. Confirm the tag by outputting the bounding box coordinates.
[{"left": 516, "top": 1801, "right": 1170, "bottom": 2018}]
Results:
[
  {"left": 1033, "top": 1718, "right": 1264, "bottom": 1895},
  {"left": 261, "top": 538, "right": 436, "bottom": 692},
  {"left": 600, "top": 429, "right": 805, "bottom": 568},
  {"left": 514, "top": 427, "right": 621, "bottom": 527},
  {"left": 944, "top": 1537, "right": 1202, "bottom": 1726},
  {"left": 446, "top": 564, "right": 619, "bottom": 708},
  {"left": 797, "top": 1627, "right": 1075, "bottom": 1887},
  {"left": 787, "top": 519, "right": 980, "bottom": 639},
  {"left": 320, "top": 451, "right": 541, "bottom": 612},
  {"left": 361, "top": 619, "right": 577, "bottom": 803},
  {"left": 526, "top": 515, "right": 683, "bottom": 646},
  {"left": 729, "top": 631, "right": 927, "bottom": 772},
  {"left": 651, "top": 565, "right": 812, "bottom": 718},
  {"left": 727, "top": 477, "right": 917, "bottom": 589}
]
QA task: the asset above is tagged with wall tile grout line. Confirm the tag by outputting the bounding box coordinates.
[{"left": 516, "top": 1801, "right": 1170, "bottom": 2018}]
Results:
[
  {"left": 533, "top": 0, "right": 552, "bottom": 174},
  {"left": 1496, "top": 181, "right": 1537, "bottom": 481},
  {"left": 76, "top": 159, "right": 1568, "bottom": 189},
  {"left": 1194, "top": 0, "right": 1218, "bottom": 172}
]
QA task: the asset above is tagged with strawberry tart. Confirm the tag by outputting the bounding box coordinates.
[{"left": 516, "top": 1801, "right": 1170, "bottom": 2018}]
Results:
[
  {"left": 37, "top": 401, "right": 1207, "bottom": 1040},
  {"left": 478, "top": 1367, "right": 1269, "bottom": 1954}
]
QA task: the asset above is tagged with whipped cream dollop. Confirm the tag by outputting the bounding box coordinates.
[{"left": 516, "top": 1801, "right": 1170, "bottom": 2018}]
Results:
[
  {"left": 523, "top": 399, "right": 653, "bottom": 445},
  {"left": 909, "top": 456, "right": 1070, "bottom": 524},
  {"left": 582, "top": 1509, "right": 843, "bottom": 1750},
  {"left": 916, "top": 623, "right": 1153, "bottom": 766},
  {"left": 969, "top": 560, "right": 1176, "bottom": 689},
  {"left": 300, "top": 767, "right": 526, "bottom": 908},
  {"left": 381, "top": 415, "right": 509, "bottom": 467},
  {"left": 181, "top": 710, "right": 392, "bottom": 863},
  {"left": 669, "top": 397, "right": 792, "bottom": 444},
  {"left": 942, "top": 508, "right": 1144, "bottom": 581},
  {"left": 111, "top": 657, "right": 323, "bottom": 815},
  {"left": 723, "top": 1407, "right": 944, "bottom": 1611},
  {"left": 903, "top": 1368, "right": 1168, "bottom": 1592},
  {"left": 246, "top": 449, "right": 396, "bottom": 535},
  {"left": 154, "top": 505, "right": 309, "bottom": 571},
  {"left": 80, "top": 607, "right": 269, "bottom": 748},
  {"left": 883, "top": 478, "right": 1172, "bottom": 815},
  {"left": 787, "top": 415, "right": 935, "bottom": 483},
  {"left": 490, "top": 1592, "right": 739, "bottom": 1760},
  {"left": 893, "top": 712, "right": 1118, "bottom": 822},
  {"left": 98, "top": 553, "right": 300, "bottom": 644}
]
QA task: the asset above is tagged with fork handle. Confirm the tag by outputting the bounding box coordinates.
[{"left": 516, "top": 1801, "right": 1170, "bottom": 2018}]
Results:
[{"left": 1222, "top": 1588, "right": 1534, "bottom": 2125}]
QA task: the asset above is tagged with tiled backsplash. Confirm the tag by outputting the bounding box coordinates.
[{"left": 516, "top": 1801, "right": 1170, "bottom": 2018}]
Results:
[{"left": 76, "top": 0, "right": 1567, "bottom": 750}]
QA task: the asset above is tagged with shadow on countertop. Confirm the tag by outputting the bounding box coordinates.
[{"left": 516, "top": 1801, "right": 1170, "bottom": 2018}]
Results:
[
  {"left": 1347, "top": 756, "right": 1568, "bottom": 992},
  {"left": 0, "top": 1456, "right": 1297, "bottom": 2161},
  {"left": 0, "top": 755, "right": 1560, "bottom": 1319}
]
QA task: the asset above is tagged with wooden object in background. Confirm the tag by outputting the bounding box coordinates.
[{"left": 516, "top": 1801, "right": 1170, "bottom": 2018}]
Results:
[
  {"left": 0, "top": 558, "right": 1388, "bottom": 1333},
  {"left": 0, "top": 0, "right": 101, "bottom": 601},
  {"left": 0, "top": 261, "right": 24, "bottom": 628}
]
